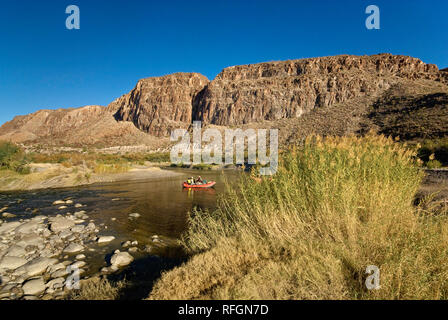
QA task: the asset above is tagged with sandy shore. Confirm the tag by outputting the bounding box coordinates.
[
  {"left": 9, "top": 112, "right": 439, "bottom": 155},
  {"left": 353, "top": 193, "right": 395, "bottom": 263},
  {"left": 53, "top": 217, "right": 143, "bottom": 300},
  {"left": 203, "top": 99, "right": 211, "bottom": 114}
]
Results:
[{"left": 0, "top": 163, "right": 182, "bottom": 192}]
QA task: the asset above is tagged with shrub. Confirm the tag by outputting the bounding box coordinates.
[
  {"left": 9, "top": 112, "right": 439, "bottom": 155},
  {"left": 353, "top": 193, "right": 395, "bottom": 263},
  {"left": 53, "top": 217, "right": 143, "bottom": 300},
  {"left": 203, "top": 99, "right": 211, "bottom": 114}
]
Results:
[
  {"left": 418, "top": 138, "right": 448, "bottom": 166},
  {"left": 93, "top": 163, "right": 130, "bottom": 174},
  {"left": 192, "top": 163, "right": 213, "bottom": 170},
  {"left": 426, "top": 159, "right": 442, "bottom": 169},
  {"left": 0, "top": 141, "right": 30, "bottom": 174},
  {"left": 68, "top": 277, "right": 126, "bottom": 300},
  {"left": 0, "top": 141, "right": 21, "bottom": 167},
  {"left": 14, "top": 163, "right": 31, "bottom": 175},
  {"left": 145, "top": 152, "right": 170, "bottom": 163}
]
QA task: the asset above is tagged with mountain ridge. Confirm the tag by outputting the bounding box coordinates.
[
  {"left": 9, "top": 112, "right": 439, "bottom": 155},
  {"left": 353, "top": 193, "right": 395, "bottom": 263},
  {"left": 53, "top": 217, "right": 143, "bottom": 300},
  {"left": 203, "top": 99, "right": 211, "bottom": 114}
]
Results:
[{"left": 1, "top": 53, "right": 447, "bottom": 148}]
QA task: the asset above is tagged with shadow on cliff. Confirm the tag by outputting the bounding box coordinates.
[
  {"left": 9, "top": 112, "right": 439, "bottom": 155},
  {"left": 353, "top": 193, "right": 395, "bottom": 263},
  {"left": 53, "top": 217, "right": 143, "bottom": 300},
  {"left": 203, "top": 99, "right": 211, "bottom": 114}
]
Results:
[
  {"left": 105, "top": 246, "right": 187, "bottom": 300},
  {"left": 112, "top": 110, "right": 124, "bottom": 122}
]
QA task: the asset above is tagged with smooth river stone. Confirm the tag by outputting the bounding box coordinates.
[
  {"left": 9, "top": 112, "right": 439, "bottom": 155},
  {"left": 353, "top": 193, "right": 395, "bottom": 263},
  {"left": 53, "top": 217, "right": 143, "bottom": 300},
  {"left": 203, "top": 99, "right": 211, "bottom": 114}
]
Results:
[
  {"left": 5, "top": 245, "right": 26, "bottom": 257},
  {"left": 70, "top": 261, "right": 86, "bottom": 269},
  {"left": 63, "top": 243, "right": 84, "bottom": 253},
  {"left": 129, "top": 213, "right": 141, "bottom": 218},
  {"left": 59, "top": 230, "right": 72, "bottom": 239},
  {"left": 51, "top": 268, "right": 69, "bottom": 278},
  {"left": 0, "top": 284, "right": 16, "bottom": 298},
  {"left": 22, "top": 257, "right": 58, "bottom": 277},
  {"left": 47, "top": 263, "right": 65, "bottom": 274},
  {"left": 22, "top": 278, "right": 46, "bottom": 296},
  {"left": 97, "top": 236, "right": 115, "bottom": 243},
  {"left": 0, "top": 256, "right": 27, "bottom": 270},
  {"left": 46, "top": 277, "right": 65, "bottom": 293},
  {"left": 15, "top": 221, "right": 42, "bottom": 234},
  {"left": 74, "top": 211, "right": 86, "bottom": 218},
  {"left": 16, "top": 234, "right": 44, "bottom": 247},
  {"left": 2, "top": 212, "right": 17, "bottom": 218},
  {"left": 0, "top": 275, "right": 10, "bottom": 284},
  {"left": 50, "top": 217, "right": 75, "bottom": 233},
  {"left": 86, "top": 222, "right": 96, "bottom": 231},
  {"left": 31, "top": 215, "right": 46, "bottom": 222},
  {"left": 0, "top": 221, "right": 21, "bottom": 234},
  {"left": 110, "top": 251, "right": 134, "bottom": 267}
]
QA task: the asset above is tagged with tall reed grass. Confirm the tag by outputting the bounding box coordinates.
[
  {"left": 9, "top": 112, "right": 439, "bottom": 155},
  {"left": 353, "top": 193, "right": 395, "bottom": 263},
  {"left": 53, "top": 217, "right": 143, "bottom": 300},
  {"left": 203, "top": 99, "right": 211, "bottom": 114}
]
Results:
[{"left": 149, "top": 134, "right": 448, "bottom": 300}]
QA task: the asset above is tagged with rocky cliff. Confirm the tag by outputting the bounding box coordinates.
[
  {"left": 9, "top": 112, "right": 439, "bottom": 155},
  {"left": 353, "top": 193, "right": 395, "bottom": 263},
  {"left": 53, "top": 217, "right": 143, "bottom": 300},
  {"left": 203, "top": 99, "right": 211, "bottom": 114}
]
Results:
[
  {"left": 109, "top": 72, "right": 209, "bottom": 136},
  {"left": 0, "top": 53, "right": 447, "bottom": 147},
  {"left": 193, "top": 54, "right": 444, "bottom": 125}
]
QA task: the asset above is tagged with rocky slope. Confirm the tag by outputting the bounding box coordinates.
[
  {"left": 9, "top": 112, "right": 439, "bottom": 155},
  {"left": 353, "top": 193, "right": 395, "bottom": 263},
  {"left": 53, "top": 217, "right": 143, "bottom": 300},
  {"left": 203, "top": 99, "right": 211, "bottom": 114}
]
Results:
[
  {"left": 0, "top": 54, "right": 447, "bottom": 148},
  {"left": 366, "top": 83, "right": 448, "bottom": 140},
  {"left": 0, "top": 105, "right": 165, "bottom": 148},
  {"left": 277, "top": 78, "right": 448, "bottom": 145}
]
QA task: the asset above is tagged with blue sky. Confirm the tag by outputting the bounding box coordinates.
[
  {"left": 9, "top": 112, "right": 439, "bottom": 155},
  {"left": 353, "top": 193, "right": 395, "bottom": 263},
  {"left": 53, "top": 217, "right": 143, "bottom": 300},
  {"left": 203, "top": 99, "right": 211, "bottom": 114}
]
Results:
[{"left": 0, "top": 0, "right": 447, "bottom": 125}]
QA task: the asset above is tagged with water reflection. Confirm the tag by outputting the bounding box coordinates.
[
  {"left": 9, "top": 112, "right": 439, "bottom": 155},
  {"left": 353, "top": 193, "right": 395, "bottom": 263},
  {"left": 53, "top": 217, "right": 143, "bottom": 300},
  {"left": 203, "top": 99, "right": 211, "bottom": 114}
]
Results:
[{"left": 0, "top": 169, "right": 239, "bottom": 271}]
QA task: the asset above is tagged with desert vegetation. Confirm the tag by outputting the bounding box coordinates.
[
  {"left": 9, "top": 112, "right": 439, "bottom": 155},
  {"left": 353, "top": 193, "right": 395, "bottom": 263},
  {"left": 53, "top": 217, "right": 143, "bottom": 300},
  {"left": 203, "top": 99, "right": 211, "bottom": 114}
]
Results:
[
  {"left": 417, "top": 137, "right": 448, "bottom": 168},
  {"left": 68, "top": 277, "right": 127, "bottom": 300},
  {"left": 0, "top": 141, "right": 31, "bottom": 174},
  {"left": 0, "top": 141, "right": 175, "bottom": 191},
  {"left": 147, "top": 134, "right": 448, "bottom": 299},
  {"left": 29, "top": 150, "right": 171, "bottom": 168},
  {"left": 1, "top": 141, "right": 171, "bottom": 172}
]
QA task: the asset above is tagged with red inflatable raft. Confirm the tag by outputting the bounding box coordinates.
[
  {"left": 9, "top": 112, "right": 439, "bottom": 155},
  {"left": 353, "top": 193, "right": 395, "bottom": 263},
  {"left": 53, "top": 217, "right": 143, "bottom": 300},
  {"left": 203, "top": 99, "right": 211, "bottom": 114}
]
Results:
[{"left": 183, "top": 181, "right": 216, "bottom": 188}]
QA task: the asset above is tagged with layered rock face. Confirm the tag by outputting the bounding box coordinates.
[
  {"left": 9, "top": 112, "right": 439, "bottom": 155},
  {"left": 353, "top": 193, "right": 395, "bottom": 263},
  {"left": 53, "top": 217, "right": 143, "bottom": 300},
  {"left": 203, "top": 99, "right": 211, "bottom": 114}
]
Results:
[
  {"left": 109, "top": 73, "right": 209, "bottom": 136},
  {"left": 193, "top": 54, "right": 444, "bottom": 125}
]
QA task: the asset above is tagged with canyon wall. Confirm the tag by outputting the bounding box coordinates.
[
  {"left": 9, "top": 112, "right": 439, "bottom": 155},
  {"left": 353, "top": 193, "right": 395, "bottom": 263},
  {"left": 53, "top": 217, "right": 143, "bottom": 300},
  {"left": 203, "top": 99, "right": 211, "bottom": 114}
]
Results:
[{"left": 193, "top": 54, "right": 443, "bottom": 125}]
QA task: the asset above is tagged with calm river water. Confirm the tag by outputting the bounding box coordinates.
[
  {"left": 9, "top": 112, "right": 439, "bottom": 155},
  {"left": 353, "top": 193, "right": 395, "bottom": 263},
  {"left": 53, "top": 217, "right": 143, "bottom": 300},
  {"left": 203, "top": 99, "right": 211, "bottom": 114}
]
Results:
[{"left": 0, "top": 168, "right": 239, "bottom": 295}]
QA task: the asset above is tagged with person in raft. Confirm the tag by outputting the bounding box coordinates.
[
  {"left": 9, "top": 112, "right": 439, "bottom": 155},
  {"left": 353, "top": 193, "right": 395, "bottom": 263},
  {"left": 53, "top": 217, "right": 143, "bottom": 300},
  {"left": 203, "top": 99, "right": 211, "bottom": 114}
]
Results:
[
  {"left": 195, "top": 176, "right": 205, "bottom": 184},
  {"left": 187, "top": 177, "right": 195, "bottom": 185}
]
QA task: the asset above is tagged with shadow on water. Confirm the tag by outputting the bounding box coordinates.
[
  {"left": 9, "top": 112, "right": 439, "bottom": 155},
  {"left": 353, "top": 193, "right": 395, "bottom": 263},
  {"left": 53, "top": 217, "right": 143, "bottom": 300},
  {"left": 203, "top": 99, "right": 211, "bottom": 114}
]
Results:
[{"left": 106, "top": 247, "right": 188, "bottom": 300}]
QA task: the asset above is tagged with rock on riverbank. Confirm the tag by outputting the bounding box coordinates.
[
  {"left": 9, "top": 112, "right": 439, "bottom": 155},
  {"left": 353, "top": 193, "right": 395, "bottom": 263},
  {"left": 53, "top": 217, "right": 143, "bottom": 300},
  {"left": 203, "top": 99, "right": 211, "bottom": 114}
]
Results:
[{"left": 0, "top": 213, "right": 103, "bottom": 300}]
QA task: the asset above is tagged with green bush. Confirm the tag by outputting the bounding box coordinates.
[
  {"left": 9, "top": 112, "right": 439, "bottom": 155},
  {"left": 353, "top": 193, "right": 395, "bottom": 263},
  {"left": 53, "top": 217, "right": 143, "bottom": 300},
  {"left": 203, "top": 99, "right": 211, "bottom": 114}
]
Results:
[
  {"left": 0, "top": 141, "right": 30, "bottom": 174},
  {"left": 418, "top": 138, "right": 448, "bottom": 166},
  {"left": 426, "top": 159, "right": 442, "bottom": 169},
  {"left": 0, "top": 141, "right": 21, "bottom": 167},
  {"left": 145, "top": 152, "right": 170, "bottom": 163}
]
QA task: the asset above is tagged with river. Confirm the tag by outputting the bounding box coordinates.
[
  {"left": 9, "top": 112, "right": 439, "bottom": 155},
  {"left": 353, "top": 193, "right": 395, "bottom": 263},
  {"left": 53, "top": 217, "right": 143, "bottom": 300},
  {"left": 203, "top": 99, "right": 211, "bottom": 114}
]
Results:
[{"left": 0, "top": 168, "right": 239, "bottom": 298}]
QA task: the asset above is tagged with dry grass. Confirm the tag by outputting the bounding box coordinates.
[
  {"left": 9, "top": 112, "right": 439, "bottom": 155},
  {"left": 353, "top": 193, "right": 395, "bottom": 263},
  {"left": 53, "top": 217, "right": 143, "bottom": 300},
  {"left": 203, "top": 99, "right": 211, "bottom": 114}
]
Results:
[
  {"left": 29, "top": 151, "right": 170, "bottom": 166},
  {"left": 149, "top": 134, "right": 448, "bottom": 300},
  {"left": 68, "top": 277, "right": 127, "bottom": 300},
  {"left": 0, "top": 167, "right": 64, "bottom": 187},
  {"left": 93, "top": 163, "right": 130, "bottom": 174}
]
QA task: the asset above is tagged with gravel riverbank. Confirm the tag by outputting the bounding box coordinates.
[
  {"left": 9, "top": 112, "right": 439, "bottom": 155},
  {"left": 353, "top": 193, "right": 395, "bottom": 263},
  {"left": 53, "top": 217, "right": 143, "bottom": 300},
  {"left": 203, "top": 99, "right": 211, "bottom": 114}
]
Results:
[{"left": 0, "top": 199, "right": 164, "bottom": 300}]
